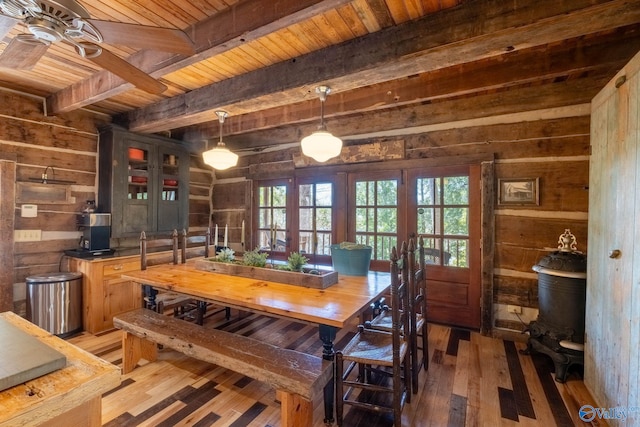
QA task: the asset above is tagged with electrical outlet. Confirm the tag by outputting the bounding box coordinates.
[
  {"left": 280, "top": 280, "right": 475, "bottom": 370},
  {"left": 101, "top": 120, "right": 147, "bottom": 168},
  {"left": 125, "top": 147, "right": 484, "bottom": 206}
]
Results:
[
  {"left": 507, "top": 304, "right": 522, "bottom": 314},
  {"left": 14, "top": 229, "right": 42, "bottom": 242}
]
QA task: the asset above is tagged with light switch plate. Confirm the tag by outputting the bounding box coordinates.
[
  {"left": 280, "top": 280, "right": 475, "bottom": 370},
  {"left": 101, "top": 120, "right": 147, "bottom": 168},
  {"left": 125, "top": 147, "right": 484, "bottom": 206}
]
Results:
[{"left": 14, "top": 230, "right": 42, "bottom": 242}]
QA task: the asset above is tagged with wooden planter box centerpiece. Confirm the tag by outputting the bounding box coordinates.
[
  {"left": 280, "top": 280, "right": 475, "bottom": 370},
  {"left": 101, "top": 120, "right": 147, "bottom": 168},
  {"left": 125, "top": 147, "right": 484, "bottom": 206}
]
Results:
[{"left": 194, "top": 258, "right": 339, "bottom": 289}]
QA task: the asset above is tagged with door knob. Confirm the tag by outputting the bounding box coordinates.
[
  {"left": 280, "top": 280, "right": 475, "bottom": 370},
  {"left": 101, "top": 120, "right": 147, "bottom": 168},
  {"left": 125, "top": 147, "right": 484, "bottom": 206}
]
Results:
[{"left": 609, "top": 249, "right": 621, "bottom": 259}]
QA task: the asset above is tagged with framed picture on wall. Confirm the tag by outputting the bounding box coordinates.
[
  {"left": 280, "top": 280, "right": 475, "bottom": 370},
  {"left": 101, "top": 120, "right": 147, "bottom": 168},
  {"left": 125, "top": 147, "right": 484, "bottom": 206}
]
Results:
[{"left": 498, "top": 178, "right": 539, "bottom": 205}]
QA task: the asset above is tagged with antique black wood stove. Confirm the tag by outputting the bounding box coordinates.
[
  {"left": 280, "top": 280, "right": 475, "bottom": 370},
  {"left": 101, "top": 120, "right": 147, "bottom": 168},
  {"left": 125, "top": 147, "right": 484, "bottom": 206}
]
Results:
[{"left": 522, "top": 229, "right": 587, "bottom": 383}]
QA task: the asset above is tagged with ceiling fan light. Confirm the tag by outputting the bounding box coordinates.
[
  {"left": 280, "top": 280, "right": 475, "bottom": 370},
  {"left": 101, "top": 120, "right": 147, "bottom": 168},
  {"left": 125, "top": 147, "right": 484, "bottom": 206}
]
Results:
[
  {"left": 202, "top": 143, "right": 238, "bottom": 170},
  {"left": 301, "top": 130, "right": 343, "bottom": 162}
]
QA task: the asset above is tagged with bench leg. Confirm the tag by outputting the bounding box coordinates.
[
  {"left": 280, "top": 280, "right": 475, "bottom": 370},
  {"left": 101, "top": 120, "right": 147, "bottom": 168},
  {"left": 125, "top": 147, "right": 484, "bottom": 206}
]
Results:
[
  {"left": 279, "top": 391, "right": 313, "bottom": 427},
  {"left": 121, "top": 331, "right": 157, "bottom": 374}
]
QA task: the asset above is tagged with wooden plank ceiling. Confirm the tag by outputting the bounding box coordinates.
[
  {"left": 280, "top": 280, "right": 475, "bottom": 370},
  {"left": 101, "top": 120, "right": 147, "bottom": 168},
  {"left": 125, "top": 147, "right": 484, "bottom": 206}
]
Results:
[{"left": 0, "top": 0, "right": 639, "bottom": 153}]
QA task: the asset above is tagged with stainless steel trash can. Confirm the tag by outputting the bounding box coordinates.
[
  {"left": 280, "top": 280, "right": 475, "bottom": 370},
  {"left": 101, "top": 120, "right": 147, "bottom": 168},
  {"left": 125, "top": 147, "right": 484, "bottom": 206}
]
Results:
[{"left": 26, "top": 272, "right": 83, "bottom": 338}]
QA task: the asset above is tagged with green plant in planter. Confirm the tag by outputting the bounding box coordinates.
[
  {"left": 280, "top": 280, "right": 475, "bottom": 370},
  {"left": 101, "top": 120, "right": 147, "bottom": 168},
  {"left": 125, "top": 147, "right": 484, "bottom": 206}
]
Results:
[
  {"left": 286, "top": 252, "right": 309, "bottom": 272},
  {"left": 243, "top": 248, "right": 269, "bottom": 267},
  {"left": 216, "top": 248, "right": 236, "bottom": 263}
]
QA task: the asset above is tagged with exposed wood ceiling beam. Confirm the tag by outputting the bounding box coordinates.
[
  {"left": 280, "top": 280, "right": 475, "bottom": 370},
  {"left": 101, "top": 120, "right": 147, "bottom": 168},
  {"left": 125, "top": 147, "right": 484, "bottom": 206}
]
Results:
[
  {"left": 176, "top": 27, "right": 640, "bottom": 143},
  {"left": 45, "top": 0, "right": 353, "bottom": 115},
  {"left": 121, "top": 0, "right": 640, "bottom": 134},
  {"left": 223, "top": 75, "right": 611, "bottom": 149}
]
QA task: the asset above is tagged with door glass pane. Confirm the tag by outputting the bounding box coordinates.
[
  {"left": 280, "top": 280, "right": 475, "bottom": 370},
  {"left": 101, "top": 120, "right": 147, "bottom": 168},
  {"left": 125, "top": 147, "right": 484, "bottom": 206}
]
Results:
[
  {"left": 299, "top": 208, "right": 312, "bottom": 230},
  {"left": 377, "top": 181, "right": 397, "bottom": 205},
  {"left": 258, "top": 185, "right": 287, "bottom": 252},
  {"left": 417, "top": 207, "right": 435, "bottom": 234},
  {"left": 355, "top": 208, "right": 367, "bottom": 232},
  {"left": 443, "top": 176, "right": 468, "bottom": 204},
  {"left": 376, "top": 208, "right": 397, "bottom": 233},
  {"left": 316, "top": 183, "right": 332, "bottom": 206},
  {"left": 443, "top": 207, "right": 468, "bottom": 235},
  {"left": 299, "top": 184, "right": 312, "bottom": 207},
  {"left": 298, "top": 182, "right": 333, "bottom": 255},
  {"left": 417, "top": 178, "right": 435, "bottom": 205},
  {"left": 444, "top": 238, "right": 467, "bottom": 268},
  {"left": 354, "top": 179, "right": 398, "bottom": 261},
  {"left": 415, "top": 176, "right": 468, "bottom": 267}
]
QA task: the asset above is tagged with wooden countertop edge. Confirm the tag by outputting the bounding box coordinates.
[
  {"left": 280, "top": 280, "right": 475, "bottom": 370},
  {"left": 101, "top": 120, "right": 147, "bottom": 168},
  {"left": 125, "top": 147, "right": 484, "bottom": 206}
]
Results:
[{"left": 0, "top": 312, "right": 121, "bottom": 426}]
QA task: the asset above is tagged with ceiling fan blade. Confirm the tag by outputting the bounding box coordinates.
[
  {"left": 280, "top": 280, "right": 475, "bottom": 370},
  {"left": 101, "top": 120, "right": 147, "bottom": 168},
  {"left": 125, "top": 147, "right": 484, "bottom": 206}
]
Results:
[
  {"left": 83, "top": 44, "right": 167, "bottom": 94},
  {"left": 0, "top": 35, "right": 49, "bottom": 70},
  {"left": 0, "top": 15, "right": 17, "bottom": 39},
  {"left": 85, "top": 19, "right": 195, "bottom": 56}
]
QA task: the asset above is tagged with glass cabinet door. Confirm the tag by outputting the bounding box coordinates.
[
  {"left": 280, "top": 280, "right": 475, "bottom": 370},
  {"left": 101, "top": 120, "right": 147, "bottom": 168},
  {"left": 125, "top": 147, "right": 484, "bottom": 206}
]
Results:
[
  {"left": 127, "top": 145, "right": 150, "bottom": 201},
  {"left": 160, "top": 151, "right": 180, "bottom": 202},
  {"left": 157, "top": 147, "right": 187, "bottom": 232}
]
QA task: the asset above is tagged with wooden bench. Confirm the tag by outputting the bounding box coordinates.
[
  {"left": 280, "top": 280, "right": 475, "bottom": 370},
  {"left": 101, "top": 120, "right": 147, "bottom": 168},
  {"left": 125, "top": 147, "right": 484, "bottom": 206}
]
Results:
[{"left": 113, "top": 308, "right": 333, "bottom": 427}]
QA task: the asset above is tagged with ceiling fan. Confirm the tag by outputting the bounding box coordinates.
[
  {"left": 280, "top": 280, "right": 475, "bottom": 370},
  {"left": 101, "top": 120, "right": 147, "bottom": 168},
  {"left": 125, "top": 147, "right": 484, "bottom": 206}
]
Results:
[{"left": 0, "top": 0, "right": 196, "bottom": 94}]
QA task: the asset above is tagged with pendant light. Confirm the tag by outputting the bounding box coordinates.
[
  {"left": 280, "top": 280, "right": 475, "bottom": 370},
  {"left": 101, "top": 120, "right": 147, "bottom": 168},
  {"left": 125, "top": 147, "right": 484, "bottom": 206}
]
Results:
[
  {"left": 301, "top": 86, "right": 343, "bottom": 162},
  {"left": 202, "top": 111, "right": 238, "bottom": 170}
]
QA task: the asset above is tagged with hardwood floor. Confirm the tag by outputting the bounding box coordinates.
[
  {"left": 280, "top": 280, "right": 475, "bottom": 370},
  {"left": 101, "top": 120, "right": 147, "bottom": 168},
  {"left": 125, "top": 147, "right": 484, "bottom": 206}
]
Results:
[{"left": 67, "top": 307, "right": 603, "bottom": 426}]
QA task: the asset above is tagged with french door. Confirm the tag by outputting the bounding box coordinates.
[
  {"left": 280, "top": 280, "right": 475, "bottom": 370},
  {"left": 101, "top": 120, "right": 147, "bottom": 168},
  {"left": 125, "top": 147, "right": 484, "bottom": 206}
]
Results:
[
  {"left": 254, "top": 164, "right": 482, "bottom": 329},
  {"left": 348, "top": 164, "right": 481, "bottom": 329},
  {"left": 254, "top": 178, "right": 337, "bottom": 264},
  {"left": 407, "top": 165, "right": 481, "bottom": 329},
  {"left": 347, "top": 171, "right": 405, "bottom": 271}
]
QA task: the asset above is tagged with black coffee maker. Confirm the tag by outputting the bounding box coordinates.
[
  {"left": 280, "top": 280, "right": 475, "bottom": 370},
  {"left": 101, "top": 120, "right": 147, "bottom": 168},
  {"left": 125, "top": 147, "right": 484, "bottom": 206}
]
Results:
[
  {"left": 65, "top": 201, "right": 114, "bottom": 257},
  {"left": 78, "top": 213, "right": 112, "bottom": 253}
]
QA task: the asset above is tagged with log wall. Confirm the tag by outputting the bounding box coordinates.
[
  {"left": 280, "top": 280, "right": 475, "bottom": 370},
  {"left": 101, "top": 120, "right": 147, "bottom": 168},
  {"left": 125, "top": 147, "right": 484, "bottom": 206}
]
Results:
[{"left": 0, "top": 90, "right": 212, "bottom": 308}]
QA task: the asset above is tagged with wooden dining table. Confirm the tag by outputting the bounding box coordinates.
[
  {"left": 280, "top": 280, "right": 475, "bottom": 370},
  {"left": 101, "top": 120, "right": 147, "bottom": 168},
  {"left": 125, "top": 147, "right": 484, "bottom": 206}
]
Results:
[
  {"left": 121, "top": 261, "right": 390, "bottom": 356},
  {"left": 121, "top": 260, "right": 390, "bottom": 423}
]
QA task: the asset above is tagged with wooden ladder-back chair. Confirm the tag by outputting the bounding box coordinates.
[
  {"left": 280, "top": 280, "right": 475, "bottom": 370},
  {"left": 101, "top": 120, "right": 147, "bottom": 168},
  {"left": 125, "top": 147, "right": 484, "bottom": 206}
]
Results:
[
  {"left": 336, "top": 244, "right": 411, "bottom": 427},
  {"left": 411, "top": 236, "right": 428, "bottom": 393},
  {"left": 366, "top": 238, "right": 427, "bottom": 394},
  {"left": 140, "top": 230, "right": 208, "bottom": 325}
]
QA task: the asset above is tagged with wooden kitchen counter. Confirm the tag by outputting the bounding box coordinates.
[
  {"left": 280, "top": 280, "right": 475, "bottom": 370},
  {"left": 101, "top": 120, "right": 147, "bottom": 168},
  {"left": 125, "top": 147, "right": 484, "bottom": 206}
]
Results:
[{"left": 0, "top": 312, "right": 120, "bottom": 427}]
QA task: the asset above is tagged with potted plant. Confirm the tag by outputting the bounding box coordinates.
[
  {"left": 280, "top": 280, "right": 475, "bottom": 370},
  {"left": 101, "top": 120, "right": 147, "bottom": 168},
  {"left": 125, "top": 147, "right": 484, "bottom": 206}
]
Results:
[
  {"left": 243, "top": 248, "right": 269, "bottom": 267},
  {"left": 330, "top": 242, "right": 373, "bottom": 276}
]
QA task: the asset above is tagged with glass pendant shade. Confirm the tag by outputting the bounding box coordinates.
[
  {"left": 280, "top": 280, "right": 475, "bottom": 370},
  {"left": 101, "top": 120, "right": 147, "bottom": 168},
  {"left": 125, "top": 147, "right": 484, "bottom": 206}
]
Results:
[
  {"left": 301, "top": 86, "right": 342, "bottom": 162},
  {"left": 202, "top": 144, "right": 238, "bottom": 170},
  {"left": 301, "top": 130, "right": 343, "bottom": 162},
  {"left": 202, "top": 110, "right": 238, "bottom": 170}
]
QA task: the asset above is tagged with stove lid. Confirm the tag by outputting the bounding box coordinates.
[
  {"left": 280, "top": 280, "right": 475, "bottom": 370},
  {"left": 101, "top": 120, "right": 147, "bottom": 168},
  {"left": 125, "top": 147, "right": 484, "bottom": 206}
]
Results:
[{"left": 533, "top": 229, "right": 587, "bottom": 278}]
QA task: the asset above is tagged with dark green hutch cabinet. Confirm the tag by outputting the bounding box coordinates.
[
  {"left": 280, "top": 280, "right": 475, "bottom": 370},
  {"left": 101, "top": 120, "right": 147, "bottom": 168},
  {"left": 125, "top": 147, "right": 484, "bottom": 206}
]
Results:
[{"left": 98, "top": 125, "right": 189, "bottom": 238}]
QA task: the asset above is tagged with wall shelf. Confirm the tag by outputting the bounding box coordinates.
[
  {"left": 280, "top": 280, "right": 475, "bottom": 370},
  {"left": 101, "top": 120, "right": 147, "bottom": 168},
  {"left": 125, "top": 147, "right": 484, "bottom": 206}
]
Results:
[{"left": 16, "top": 181, "right": 74, "bottom": 204}]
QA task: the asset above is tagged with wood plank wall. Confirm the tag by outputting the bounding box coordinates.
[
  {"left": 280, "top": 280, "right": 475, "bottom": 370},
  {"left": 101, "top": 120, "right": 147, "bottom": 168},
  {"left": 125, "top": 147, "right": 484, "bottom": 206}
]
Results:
[
  {"left": 0, "top": 90, "right": 212, "bottom": 306},
  {"left": 210, "top": 108, "right": 591, "bottom": 335}
]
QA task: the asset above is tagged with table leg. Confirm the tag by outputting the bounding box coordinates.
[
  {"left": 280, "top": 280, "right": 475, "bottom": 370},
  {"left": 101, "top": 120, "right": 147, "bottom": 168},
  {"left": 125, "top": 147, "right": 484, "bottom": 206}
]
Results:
[{"left": 319, "top": 324, "right": 337, "bottom": 425}]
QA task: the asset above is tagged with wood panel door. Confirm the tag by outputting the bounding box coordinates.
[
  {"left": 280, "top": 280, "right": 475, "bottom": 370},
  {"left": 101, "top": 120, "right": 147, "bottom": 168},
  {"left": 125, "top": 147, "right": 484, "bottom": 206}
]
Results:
[
  {"left": 586, "top": 50, "right": 640, "bottom": 419},
  {"left": 407, "top": 165, "right": 482, "bottom": 330}
]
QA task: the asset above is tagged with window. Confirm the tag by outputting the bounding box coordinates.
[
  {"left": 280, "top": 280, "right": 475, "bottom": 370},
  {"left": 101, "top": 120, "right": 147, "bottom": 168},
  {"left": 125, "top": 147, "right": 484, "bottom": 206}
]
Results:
[
  {"left": 256, "top": 184, "right": 288, "bottom": 254},
  {"left": 352, "top": 177, "right": 400, "bottom": 267},
  {"left": 253, "top": 166, "right": 473, "bottom": 272},
  {"left": 415, "top": 175, "right": 469, "bottom": 267},
  {"left": 298, "top": 182, "right": 333, "bottom": 256}
]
